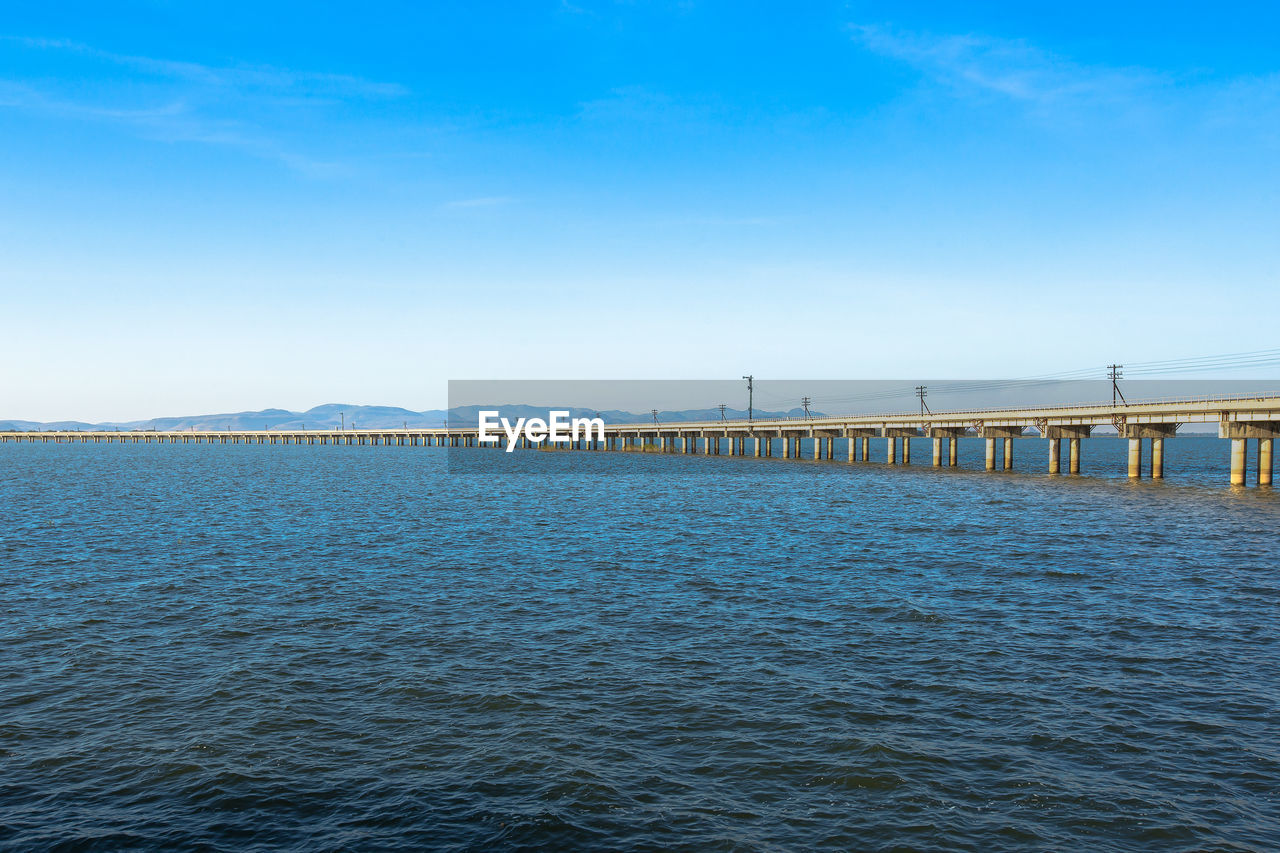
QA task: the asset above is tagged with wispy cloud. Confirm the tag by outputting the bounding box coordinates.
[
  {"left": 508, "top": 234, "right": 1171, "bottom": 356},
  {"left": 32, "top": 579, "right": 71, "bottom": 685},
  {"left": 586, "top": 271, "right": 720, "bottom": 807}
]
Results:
[
  {"left": 442, "top": 196, "right": 517, "bottom": 209},
  {"left": 848, "top": 22, "right": 1280, "bottom": 139},
  {"left": 848, "top": 23, "right": 1153, "bottom": 110},
  {"left": 661, "top": 215, "right": 780, "bottom": 227},
  {"left": 0, "top": 35, "right": 407, "bottom": 173},
  {"left": 577, "top": 84, "right": 725, "bottom": 125},
  {"left": 4, "top": 36, "right": 408, "bottom": 99}
]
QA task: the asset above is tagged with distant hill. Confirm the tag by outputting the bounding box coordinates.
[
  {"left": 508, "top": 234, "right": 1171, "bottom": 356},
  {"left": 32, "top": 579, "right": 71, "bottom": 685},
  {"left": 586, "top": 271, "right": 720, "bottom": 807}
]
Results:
[{"left": 0, "top": 404, "right": 822, "bottom": 432}]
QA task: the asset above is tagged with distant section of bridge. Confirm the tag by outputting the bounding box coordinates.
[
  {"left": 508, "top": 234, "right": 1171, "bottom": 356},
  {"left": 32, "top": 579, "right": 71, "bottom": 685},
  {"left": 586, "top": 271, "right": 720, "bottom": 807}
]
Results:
[{"left": 4, "top": 392, "right": 1278, "bottom": 487}]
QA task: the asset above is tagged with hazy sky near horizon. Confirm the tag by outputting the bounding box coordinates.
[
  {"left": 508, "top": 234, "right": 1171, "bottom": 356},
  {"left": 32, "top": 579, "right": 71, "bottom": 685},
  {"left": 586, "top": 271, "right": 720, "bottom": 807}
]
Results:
[{"left": 3, "top": 2, "right": 1279, "bottom": 421}]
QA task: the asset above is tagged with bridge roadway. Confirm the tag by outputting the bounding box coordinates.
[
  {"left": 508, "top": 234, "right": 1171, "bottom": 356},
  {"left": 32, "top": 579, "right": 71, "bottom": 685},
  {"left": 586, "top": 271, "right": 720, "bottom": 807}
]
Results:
[{"left": 3, "top": 392, "right": 1278, "bottom": 486}]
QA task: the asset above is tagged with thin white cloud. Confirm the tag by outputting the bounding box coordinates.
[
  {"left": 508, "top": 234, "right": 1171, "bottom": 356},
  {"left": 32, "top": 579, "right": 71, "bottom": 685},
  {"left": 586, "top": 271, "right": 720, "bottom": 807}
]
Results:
[
  {"left": 848, "top": 23, "right": 1154, "bottom": 109},
  {"left": 442, "top": 196, "right": 517, "bottom": 209},
  {"left": 847, "top": 22, "right": 1280, "bottom": 138},
  {"left": 662, "top": 215, "right": 780, "bottom": 227},
  {"left": 4, "top": 36, "right": 408, "bottom": 98},
  {"left": 0, "top": 35, "right": 406, "bottom": 174}
]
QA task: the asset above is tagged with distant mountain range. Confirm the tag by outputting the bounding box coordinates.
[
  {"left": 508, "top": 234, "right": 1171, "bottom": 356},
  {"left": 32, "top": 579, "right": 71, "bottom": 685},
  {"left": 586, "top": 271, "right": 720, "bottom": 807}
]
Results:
[{"left": 0, "top": 403, "right": 822, "bottom": 432}]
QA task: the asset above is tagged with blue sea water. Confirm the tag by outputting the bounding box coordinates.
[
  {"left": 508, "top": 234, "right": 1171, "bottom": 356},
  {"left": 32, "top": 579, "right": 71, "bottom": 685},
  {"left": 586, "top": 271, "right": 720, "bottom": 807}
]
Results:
[{"left": 2, "top": 439, "right": 1278, "bottom": 851}]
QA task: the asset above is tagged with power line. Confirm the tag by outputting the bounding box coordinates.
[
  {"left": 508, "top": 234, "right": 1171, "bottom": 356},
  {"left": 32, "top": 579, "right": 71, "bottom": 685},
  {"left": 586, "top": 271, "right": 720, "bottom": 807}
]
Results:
[
  {"left": 740, "top": 345, "right": 1280, "bottom": 416},
  {"left": 742, "top": 375, "right": 754, "bottom": 421},
  {"left": 1108, "top": 364, "right": 1127, "bottom": 407},
  {"left": 801, "top": 396, "right": 811, "bottom": 418}
]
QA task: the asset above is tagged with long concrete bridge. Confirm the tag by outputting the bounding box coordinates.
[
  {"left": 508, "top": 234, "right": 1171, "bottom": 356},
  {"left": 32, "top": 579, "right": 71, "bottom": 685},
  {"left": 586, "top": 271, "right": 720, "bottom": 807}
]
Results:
[{"left": 4, "top": 392, "right": 1278, "bottom": 486}]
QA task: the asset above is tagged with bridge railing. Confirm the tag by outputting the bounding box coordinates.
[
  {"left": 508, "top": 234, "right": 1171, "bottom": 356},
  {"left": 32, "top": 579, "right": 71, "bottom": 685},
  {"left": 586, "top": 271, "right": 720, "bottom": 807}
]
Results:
[{"left": 612, "top": 390, "right": 1280, "bottom": 429}]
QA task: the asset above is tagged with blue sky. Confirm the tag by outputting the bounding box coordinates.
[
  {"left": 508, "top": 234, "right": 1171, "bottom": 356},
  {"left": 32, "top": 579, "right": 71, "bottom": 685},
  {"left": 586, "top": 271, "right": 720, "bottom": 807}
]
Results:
[{"left": 3, "top": 1, "right": 1278, "bottom": 420}]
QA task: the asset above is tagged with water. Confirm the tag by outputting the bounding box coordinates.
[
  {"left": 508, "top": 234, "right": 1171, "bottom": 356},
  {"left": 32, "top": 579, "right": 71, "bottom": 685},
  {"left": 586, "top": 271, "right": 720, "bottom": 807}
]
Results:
[{"left": 2, "top": 440, "right": 1278, "bottom": 851}]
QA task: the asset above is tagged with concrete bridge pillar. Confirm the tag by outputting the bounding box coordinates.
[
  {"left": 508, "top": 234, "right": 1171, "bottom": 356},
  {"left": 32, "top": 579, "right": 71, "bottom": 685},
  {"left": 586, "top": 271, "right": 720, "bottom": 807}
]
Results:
[
  {"left": 985, "top": 439, "right": 996, "bottom": 470},
  {"left": 1003, "top": 438, "right": 1013, "bottom": 471},
  {"left": 1048, "top": 438, "right": 1061, "bottom": 474},
  {"left": 932, "top": 438, "right": 942, "bottom": 467},
  {"left": 902, "top": 438, "right": 911, "bottom": 465},
  {"left": 811, "top": 437, "right": 821, "bottom": 460},
  {"left": 886, "top": 436, "right": 897, "bottom": 465},
  {"left": 1261, "top": 438, "right": 1274, "bottom": 487},
  {"left": 1152, "top": 438, "right": 1165, "bottom": 479},
  {"left": 1128, "top": 438, "right": 1142, "bottom": 479},
  {"left": 781, "top": 436, "right": 790, "bottom": 458},
  {"left": 1069, "top": 438, "right": 1081, "bottom": 474},
  {"left": 861, "top": 436, "right": 869, "bottom": 462},
  {"left": 949, "top": 437, "right": 958, "bottom": 467},
  {"left": 1231, "top": 438, "right": 1247, "bottom": 486}
]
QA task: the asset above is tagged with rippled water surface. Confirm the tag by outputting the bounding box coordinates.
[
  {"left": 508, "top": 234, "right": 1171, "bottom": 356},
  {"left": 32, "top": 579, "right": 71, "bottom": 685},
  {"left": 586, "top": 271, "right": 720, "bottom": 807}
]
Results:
[{"left": 2, "top": 440, "right": 1279, "bottom": 851}]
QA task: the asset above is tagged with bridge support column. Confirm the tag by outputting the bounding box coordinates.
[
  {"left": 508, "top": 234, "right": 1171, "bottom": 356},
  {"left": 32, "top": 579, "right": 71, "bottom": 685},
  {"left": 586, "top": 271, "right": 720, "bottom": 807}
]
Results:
[
  {"left": 949, "top": 437, "right": 958, "bottom": 467},
  {"left": 1003, "top": 438, "right": 1013, "bottom": 471},
  {"left": 1069, "top": 438, "right": 1081, "bottom": 474},
  {"left": 781, "top": 436, "right": 791, "bottom": 458},
  {"left": 1260, "top": 438, "right": 1273, "bottom": 486},
  {"left": 932, "top": 438, "right": 942, "bottom": 467},
  {"left": 1231, "top": 438, "right": 1247, "bottom": 486},
  {"left": 902, "top": 438, "right": 911, "bottom": 465},
  {"left": 985, "top": 439, "right": 996, "bottom": 471},
  {"left": 886, "top": 437, "right": 896, "bottom": 465},
  {"left": 1128, "top": 438, "right": 1142, "bottom": 479},
  {"left": 812, "top": 438, "right": 820, "bottom": 460},
  {"left": 1048, "top": 438, "right": 1061, "bottom": 474},
  {"left": 1152, "top": 438, "right": 1164, "bottom": 479}
]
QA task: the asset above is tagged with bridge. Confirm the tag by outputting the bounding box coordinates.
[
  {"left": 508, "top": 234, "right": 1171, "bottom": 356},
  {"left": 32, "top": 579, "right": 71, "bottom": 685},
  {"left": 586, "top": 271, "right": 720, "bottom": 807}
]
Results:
[{"left": 4, "top": 392, "right": 1278, "bottom": 487}]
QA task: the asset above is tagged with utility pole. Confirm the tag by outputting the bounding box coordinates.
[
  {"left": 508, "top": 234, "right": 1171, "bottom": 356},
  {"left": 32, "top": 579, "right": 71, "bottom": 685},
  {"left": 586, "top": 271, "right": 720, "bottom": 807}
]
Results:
[
  {"left": 340, "top": 411, "right": 345, "bottom": 431},
  {"left": 651, "top": 409, "right": 659, "bottom": 425},
  {"left": 718, "top": 404, "right": 727, "bottom": 421},
  {"left": 742, "top": 375, "right": 754, "bottom": 421},
  {"left": 801, "top": 396, "right": 811, "bottom": 418},
  {"left": 915, "top": 385, "right": 930, "bottom": 415},
  {"left": 1108, "top": 365, "right": 1127, "bottom": 407}
]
